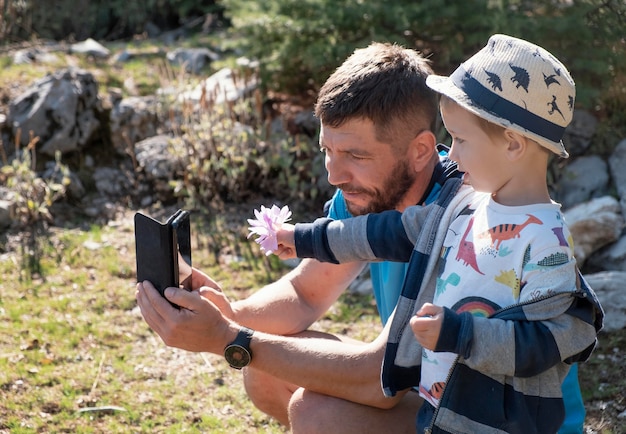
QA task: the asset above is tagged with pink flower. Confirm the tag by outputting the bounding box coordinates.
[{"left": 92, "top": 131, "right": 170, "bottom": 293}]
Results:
[{"left": 247, "top": 205, "right": 292, "bottom": 255}]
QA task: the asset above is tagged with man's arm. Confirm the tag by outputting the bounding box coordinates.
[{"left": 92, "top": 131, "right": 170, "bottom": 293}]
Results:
[
  {"left": 136, "top": 280, "right": 407, "bottom": 409},
  {"left": 230, "top": 258, "right": 366, "bottom": 335}
]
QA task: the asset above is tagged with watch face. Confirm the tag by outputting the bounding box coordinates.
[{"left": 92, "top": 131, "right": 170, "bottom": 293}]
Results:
[{"left": 224, "top": 344, "right": 251, "bottom": 369}]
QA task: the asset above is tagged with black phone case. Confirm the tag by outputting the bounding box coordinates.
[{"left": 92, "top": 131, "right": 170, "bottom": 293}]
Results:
[{"left": 134, "top": 209, "right": 192, "bottom": 306}]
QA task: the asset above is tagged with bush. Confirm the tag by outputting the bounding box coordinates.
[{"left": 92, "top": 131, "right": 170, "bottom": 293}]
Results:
[
  {"left": 160, "top": 80, "right": 330, "bottom": 213},
  {"left": 220, "top": 0, "right": 625, "bottom": 120},
  {"left": 0, "top": 0, "right": 221, "bottom": 42}
]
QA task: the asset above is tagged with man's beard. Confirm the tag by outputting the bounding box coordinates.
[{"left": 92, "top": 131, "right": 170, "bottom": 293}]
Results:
[{"left": 343, "top": 160, "right": 416, "bottom": 216}]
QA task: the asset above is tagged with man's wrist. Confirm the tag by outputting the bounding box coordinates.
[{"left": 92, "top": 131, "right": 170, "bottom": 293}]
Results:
[{"left": 224, "top": 326, "right": 255, "bottom": 369}]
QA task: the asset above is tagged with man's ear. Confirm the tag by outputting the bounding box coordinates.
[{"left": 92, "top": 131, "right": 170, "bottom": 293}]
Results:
[{"left": 409, "top": 130, "right": 437, "bottom": 171}]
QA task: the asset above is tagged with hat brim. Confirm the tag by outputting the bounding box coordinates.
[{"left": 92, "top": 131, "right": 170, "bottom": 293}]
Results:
[{"left": 426, "top": 74, "right": 569, "bottom": 158}]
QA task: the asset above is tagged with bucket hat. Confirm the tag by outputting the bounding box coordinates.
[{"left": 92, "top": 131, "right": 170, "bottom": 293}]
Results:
[{"left": 426, "top": 34, "right": 575, "bottom": 158}]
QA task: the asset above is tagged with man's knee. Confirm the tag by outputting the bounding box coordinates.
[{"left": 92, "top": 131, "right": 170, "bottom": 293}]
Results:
[
  {"left": 243, "top": 367, "right": 293, "bottom": 426},
  {"left": 289, "top": 388, "right": 422, "bottom": 434},
  {"left": 289, "top": 388, "right": 331, "bottom": 434}
]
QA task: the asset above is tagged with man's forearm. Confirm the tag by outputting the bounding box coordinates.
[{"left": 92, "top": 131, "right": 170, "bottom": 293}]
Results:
[
  {"left": 246, "top": 329, "right": 404, "bottom": 409},
  {"left": 231, "top": 259, "right": 365, "bottom": 335}
]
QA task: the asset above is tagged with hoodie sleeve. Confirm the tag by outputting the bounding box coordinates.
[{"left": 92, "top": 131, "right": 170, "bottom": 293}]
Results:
[
  {"left": 435, "top": 261, "right": 601, "bottom": 378},
  {"left": 294, "top": 205, "right": 434, "bottom": 264}
]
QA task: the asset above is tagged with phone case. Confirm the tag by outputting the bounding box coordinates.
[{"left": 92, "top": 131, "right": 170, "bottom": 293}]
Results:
[{"left": 134, "top": 209, "right": 192, "bottom": 306}]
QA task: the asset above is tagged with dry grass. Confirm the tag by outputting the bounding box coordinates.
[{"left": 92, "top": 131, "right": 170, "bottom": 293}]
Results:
[{"left": 0, "top": 210, "right": 623, "bottom": 433}]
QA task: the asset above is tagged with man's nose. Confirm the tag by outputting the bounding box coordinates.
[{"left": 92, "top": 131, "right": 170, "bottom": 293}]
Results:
[{"left": 325, "top": 156, "right": 350, "bottom": 186}]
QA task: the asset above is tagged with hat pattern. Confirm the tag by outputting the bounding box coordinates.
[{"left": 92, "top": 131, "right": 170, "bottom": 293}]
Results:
[{"left": 426, "top": 34, "right": 575, "bottom": 158}]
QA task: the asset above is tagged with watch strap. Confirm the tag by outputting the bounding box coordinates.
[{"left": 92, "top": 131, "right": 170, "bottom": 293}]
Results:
[{"left": 224, "top": 326, "right": 254, "bottom": 369}]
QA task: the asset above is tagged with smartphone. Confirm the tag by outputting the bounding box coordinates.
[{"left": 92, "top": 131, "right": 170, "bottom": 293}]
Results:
[{"left": 134, "top": 209, "right": 192, "bottom": 307}]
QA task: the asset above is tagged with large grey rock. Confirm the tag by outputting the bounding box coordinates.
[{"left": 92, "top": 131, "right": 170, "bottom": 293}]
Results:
[
  {"left": 584, "top": 271, "right": 626, "bottom": 332},
  {"left": 7, "top": 69, "right": 102, "bottom": 156},
  {"left": 555, "top": 155, "right": 609, "bottom": 210},
  {"left": 109, "top": 96, "right": 159, "bottom": 155},
  {"left": 564, "top": 196, "right": 625, "bottom": 266},
  {"left": 587, "top": 235, "right": 626, "bottom": 272},
  {"left": 562, "top": 109, "right": 598, "bottom": 156}
]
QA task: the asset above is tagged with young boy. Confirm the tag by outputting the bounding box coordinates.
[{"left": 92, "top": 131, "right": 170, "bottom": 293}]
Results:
[{"left": 270, "top": 34, "right": 603, "bottom": 433}]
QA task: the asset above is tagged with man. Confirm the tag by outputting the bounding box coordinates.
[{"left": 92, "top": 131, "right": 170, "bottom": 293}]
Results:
[{"left": 136, "top": 42, "right": 584, "bottom": 433}]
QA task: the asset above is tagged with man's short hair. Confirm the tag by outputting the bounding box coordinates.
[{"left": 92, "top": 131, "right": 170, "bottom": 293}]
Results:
[{"left": 315, "top": 42, "right": 438, "bottom": 147}]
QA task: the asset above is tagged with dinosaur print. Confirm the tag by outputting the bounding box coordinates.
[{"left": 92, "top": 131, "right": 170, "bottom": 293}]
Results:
[
  {"left": 485, "top": 69, "right": 503, "bottom": 91},
  {"left": 436, "top": 272, "right": 460, "bottom": 298},
  {"left": 548, "top": 95, "right": 565, "bottom": 120},
  {"left": 456, "top": 217, "right": 484, "bottom": 275},
  {"left": 532, "top": 48, "right": 546, "bottom": 61},
  {"left": 551, "top": 226, "right": 569, "bottom": 247},
  {"left": 568, "top": 95, "right": 574, "bottom": 110},
  {"left": 429, "top": 381, "right": 446, "bottom": 399},
  {"left": 538, "top": 252, "right": 570, "bottom": 267},
  {"left": 523, "top": 252, "right": 570, "bottom": 272},
  {"left": 479, "top": 214, "right": 542, "bottom": 249},
  {"left": 509, "top": 64, "right": 530, "bottom": 92},
  {"left": 543, "top": 72, "right": 561, "bottom": 88},
  {"left": 495, "top": 269, "right": 521, "bottom": 299},
  {"left": 498, "top": 244, "right": 513, "bottom": 257}
]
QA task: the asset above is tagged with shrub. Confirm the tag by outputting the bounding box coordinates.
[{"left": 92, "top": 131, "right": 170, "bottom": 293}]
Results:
[{"left": 220, "top": 0, "right": 625, "bottom": 117}]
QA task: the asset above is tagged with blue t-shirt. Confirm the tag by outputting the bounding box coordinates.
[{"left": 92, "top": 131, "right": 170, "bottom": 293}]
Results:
[{"left": 325, "top": 148, "right": 456, "bottom": 325}]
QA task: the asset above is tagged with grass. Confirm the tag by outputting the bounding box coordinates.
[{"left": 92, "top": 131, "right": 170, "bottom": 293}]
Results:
[
  {"left": 1, "top": 211, "right": 624, "bottom": 433},
  {"left": 0, "top": 210, "right": 382, "bottom": 433}
]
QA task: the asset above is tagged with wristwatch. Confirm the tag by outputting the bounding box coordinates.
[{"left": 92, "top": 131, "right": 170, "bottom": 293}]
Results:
[{"left": 224, "top": 326, "right": 254, "bottom": 369}]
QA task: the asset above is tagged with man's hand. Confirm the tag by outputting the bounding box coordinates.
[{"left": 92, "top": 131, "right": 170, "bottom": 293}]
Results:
[
  {"left": 409, "top": 303, "right": 444, "bottom": 350},
  {"left": 188, "top": 267, "right": 234, "bottom": 319},
  {"left": 136, "top": 280, "right": 238, "bottom": 354}
]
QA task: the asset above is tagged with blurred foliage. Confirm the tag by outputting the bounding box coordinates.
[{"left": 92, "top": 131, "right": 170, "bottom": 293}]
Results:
[
  {"left": 0, "top": 135, "right": 70, "bottom": 280},
  {"left": 219, "top": 0, "right": 624, "bottom": 106},
  {"left": 0, "top": 0, "right": 222, "bottom": 42},
  {"left": 159, "top": 70, "right": 330, "bottom": 212},
  {"left": 219, "top": 0, "right": 625, "bottom": 154}
]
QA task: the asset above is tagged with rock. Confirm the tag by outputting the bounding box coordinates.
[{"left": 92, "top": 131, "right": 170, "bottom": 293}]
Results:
[
  {"left": 70, "top": 38, "right": 110, "bottom": 58},
  {"left": 587, "top": 235, "right": 626, "bottom": 272},
  {"left": 109, "top": 96, "right": 159, "bottom": 155},
  {"left": 0, "top": 200, "right": 13, "bottom": 229},
  {"left": 555, "top": 155, "right": 609, "bottom": 210},
  {"left": 563, "top": 109, "right": 598, "bottom": 156},
  {"left": 178, "top": 66, "right": 258, "bottom": 105},
  {"left": 7, "top": 68, "right": 102, "bottom": 156},
  {"left": 93, "top": 167, "right": 131, "bottom": 197},
  {"left": 564, "top": 196, "right": 625, "bottom": 266},
  {"left": 584, "top": 271, "right": 626, "bottom": 332},
  {"left": 608, "top": 139, "right": 626, "bottom": 218},
  {"left": 166, "top": 47, "right": 219, "bottom": 74}
]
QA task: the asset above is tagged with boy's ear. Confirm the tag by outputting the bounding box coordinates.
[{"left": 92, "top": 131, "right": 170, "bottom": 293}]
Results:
[
  {"left": 504, "top": 129, "right": 526, "bottom": 160},
  {"left": 409, "top": 130, "right": 437, "bottom": 171}
]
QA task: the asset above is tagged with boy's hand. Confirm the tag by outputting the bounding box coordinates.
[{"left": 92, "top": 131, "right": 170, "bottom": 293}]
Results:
[
  {"left": 410, "top": 303, "right": 444, "bottom": 350},
  {"left": 274, "top": 223, "right": 296, "bottom": 259}
]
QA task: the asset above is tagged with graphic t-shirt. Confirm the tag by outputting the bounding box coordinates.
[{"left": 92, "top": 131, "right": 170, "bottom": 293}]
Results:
[{"left": 418, "top": 193, "right": 574, "bottom": 407}]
